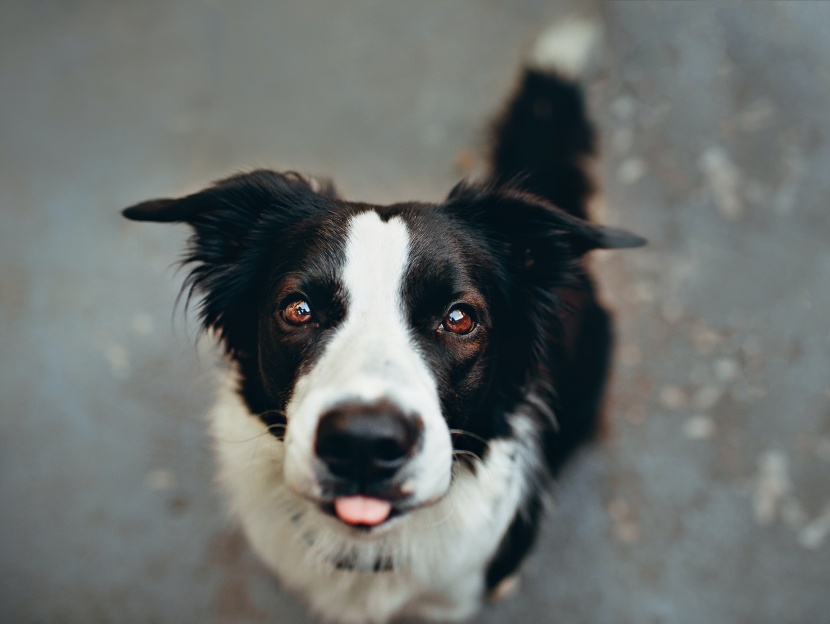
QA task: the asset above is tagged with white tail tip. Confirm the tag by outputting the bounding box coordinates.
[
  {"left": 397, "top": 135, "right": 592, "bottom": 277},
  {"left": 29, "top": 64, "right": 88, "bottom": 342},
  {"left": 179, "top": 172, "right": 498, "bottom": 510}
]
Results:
[{"left": 530, "top": 16, "right": 604, "bottom": 77}]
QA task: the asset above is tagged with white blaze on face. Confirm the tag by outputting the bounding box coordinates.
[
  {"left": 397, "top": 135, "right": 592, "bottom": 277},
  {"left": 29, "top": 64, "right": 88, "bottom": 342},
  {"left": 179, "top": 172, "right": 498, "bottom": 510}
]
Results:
[{"left": 284, "top": 211, "right": 453, "bottom": 504}]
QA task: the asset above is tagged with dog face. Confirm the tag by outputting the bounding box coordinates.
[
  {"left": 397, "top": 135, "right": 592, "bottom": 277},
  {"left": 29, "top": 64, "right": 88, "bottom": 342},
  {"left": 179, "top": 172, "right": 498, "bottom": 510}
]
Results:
[
  {"left": 268, "top": 209, "right": 461, "bottom": 520},
  {"left": 123, "top": 170, "right": 644, "bottom": 529}
]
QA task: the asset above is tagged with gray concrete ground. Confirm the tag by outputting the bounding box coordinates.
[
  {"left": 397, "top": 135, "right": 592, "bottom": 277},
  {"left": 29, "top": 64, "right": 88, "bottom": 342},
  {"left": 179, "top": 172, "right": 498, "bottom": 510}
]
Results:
[{"left": 2, "top": 1, "right": 829, "bottom": 622}]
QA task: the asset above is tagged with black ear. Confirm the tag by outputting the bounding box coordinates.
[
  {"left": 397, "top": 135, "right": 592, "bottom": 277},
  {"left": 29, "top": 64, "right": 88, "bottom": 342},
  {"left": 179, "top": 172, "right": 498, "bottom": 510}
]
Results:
[
  {"left": 122, "top": 170, "right": 337, "bottom": 225},
  {"left": 122, "top": 198, "right": 199, "bottom": 222},
  {"left": 122, "top": 170, "right": 333, "bottom": 354},
  {"left": 545, "top": 206, "right": 648, "bottom": 254},
  {"left": 446, "top": 183, "right": 646, "bottom": 259}
]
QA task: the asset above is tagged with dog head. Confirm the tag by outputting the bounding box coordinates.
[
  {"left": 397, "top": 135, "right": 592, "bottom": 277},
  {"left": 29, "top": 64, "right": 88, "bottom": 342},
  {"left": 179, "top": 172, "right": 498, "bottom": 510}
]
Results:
[{"left": 124, "top": 170, "right": 644, "bottom": 529}]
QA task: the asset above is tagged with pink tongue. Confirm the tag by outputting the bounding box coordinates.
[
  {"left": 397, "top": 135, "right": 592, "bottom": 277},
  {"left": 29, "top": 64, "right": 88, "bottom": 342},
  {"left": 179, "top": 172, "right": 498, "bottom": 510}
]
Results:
[{"left": 334, "top": 496, "right": 392, "bottom": 526}]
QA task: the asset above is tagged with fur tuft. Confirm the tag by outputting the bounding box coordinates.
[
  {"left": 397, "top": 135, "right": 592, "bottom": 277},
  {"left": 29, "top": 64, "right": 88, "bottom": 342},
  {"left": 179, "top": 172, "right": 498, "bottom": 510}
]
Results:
[
  {"left": 490, "top": 68, "right": 596, "bottom": 221},
  {"left": 529, "top": 16, "right": 603, "bottom": 77}
]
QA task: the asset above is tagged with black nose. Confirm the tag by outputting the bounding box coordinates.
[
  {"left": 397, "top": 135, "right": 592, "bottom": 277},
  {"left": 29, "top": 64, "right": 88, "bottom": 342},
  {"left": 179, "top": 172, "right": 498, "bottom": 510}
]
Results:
[{"left": 315, "top": 402, "right": 421, "bottom": 483}]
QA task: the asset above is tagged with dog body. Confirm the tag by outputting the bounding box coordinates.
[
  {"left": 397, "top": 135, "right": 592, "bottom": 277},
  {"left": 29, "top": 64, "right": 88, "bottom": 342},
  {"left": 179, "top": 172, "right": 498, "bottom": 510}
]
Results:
[{"left": 124, "top": 23, "right": 644, "bottom": 624}]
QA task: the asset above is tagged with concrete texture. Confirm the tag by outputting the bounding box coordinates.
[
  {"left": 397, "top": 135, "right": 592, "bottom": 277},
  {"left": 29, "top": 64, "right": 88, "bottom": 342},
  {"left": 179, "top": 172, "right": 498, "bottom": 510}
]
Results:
[{"left": 2, "top": 1, "right": 829, "bottom": 622}]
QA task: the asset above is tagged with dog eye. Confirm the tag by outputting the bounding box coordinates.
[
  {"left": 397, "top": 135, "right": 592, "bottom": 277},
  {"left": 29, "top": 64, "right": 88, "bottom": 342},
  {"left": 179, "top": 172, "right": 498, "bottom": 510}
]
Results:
[
  {"left": 281, "top": 299, "right": 313, "bottom": 325},
  {"left": 440, "top": 306, "right": 476, "bottom": 335}
]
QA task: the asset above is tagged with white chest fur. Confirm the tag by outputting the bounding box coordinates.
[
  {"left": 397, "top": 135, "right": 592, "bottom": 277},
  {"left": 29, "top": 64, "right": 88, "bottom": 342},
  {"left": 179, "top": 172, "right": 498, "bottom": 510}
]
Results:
[{"left": 208, "top": 371, "right": 538, "bottom": 624}]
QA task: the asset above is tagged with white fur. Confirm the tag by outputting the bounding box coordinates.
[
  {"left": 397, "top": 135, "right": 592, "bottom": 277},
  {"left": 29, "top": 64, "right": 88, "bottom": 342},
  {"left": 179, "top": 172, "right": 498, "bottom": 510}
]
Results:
[
  {"left": 284, "top": 211, "right": 452, "bottom": 506},
  {"left": 530, "top": 16, "right": 603, "bottom": 77},
  {"left": 210, "top": 369, "right": 540, "bottom": 624}
]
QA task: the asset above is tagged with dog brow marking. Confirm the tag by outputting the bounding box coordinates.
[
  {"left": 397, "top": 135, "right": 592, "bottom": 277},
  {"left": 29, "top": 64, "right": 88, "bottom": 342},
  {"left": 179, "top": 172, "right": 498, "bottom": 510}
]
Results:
[
  {"left": 317, "top": 209, "right": 419, "bottom": 399},
  {"left": 342, "top": 210, "right": 410, "bottom": 330}
]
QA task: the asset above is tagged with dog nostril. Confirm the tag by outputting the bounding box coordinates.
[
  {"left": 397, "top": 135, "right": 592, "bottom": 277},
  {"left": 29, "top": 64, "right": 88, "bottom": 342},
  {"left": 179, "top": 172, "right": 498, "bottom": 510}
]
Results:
[
  {"left": 374, "top": 438, "right": 407, "bottom": 463},
  {"left": 316, "top": 432, "right": 355, "bottom": 463},
  {"left": 315, "top": 402, "right": 421, "bottom": 482}
]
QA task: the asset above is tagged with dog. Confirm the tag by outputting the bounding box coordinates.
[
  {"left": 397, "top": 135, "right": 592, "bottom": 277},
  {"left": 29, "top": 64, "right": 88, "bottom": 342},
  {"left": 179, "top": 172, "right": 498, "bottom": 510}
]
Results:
[{"left": 123, "top": 19, "right": 644, "bottom": 624}]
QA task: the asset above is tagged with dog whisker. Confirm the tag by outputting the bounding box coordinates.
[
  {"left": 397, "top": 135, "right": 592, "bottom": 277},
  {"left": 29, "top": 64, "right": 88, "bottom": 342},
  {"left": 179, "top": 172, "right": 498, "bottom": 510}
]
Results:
[
  {"left": 452, "top": 449, "right": 497, "bottom": 490},
  {"left": 448, "top": 428, "right": 492, "bottom": 450},
  {"left": 217, "top": 426, "right": 285, "bottom": 445},
  {"left": 451, "top": 448, "right": 483, "bottom": 463},
  {"left": 251, "top": 430, "right": 262, "bottom": 461},
  {"left": 421, "top": 475, "right": 460, "bottom": 528}
]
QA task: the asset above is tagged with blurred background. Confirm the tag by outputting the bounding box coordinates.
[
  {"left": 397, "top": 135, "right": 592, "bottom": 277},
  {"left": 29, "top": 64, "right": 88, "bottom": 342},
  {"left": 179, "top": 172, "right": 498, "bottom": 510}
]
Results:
[{"left": 2, "top": 1, "right": 829, "bottom": 622}]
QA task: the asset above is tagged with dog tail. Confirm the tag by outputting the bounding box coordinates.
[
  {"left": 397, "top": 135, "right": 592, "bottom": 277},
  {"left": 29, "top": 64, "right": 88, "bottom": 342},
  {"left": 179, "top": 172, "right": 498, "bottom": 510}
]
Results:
[{"left": 489, "top": 17, "right": 603, "bottom": 221}]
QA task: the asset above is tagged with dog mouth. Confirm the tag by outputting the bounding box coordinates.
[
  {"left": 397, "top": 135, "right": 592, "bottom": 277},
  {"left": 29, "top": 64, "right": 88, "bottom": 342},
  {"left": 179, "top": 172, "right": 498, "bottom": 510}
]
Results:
[
  {"left": 317, "top": 492, "right": 447, "bottom": 531},
  {"left": 320, "top": 496, "right": 402, "bottom": 529}
]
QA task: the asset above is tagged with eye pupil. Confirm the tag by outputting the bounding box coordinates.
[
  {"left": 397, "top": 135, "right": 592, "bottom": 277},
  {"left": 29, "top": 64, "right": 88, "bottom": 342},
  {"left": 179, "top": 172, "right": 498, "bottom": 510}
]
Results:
[
  {"left": 282, "top": 299, "right": 313, "bottom": 325},
  {"left": 442, "top": 307, "right": 475, "bottom": 335}
]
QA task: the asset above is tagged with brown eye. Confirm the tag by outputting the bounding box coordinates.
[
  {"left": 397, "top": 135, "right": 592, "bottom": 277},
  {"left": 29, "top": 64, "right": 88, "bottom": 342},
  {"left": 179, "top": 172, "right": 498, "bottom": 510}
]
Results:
[
  {"left": 441, "top": 306, "right": 476, "bottom": 335},
  {"left": 281, "top": 299, "right": 313, "bottom": 325}
]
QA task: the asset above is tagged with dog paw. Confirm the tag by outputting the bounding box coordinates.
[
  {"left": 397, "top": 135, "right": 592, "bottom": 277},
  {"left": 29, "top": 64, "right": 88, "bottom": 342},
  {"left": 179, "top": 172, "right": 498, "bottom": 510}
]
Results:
[{"left": 488, "top": 574, "right": 521, "bottom": 603}]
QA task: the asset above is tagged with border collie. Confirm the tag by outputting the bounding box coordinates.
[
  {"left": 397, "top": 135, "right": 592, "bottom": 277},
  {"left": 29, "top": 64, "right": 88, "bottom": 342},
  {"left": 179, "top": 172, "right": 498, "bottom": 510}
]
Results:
[{"left": 123, "top": 19, "right": 644, "bottom": 624}]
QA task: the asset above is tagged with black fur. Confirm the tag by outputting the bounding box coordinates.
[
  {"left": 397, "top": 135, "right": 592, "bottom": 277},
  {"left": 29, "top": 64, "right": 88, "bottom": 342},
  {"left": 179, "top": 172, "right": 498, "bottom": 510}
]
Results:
[
  {"left": 481, "top": 69, "right": 634, "bottom": 590},
  {"left": 490, "top": 69, "right": 596, "bottom": 220},
  {"left": 122, "top": 66, "right": 644, "bottom": 597}
]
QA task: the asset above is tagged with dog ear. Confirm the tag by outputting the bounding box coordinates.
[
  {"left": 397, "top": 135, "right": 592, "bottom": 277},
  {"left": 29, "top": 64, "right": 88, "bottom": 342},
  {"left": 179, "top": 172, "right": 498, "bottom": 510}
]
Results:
[
  {"left": 123, "top": 170, "right": 337, "bottom": 224},
  {"left": 446, "top": 183, "right": 646, "bottom": 261},
  {"left": 123, "top": 170, "right": 333, "bottom": 353}
]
